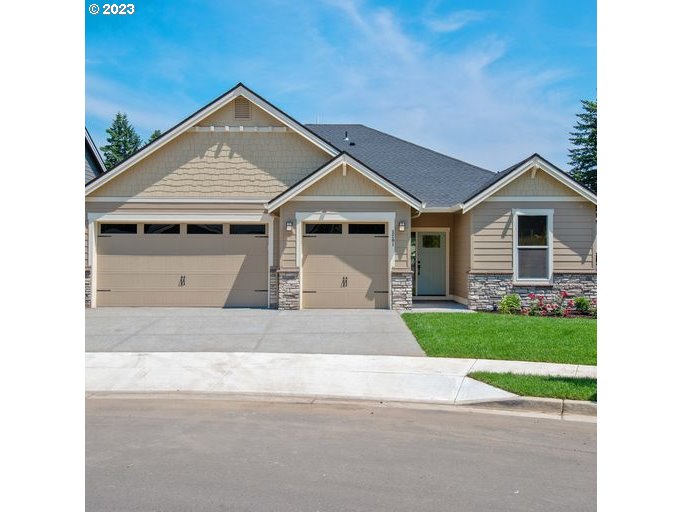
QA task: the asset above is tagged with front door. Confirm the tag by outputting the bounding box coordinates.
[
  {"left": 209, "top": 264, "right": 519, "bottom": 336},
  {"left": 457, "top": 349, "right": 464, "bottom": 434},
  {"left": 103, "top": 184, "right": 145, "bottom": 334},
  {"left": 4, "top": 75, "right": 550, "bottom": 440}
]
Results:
[{"left": 414, "top": 232, "right": 446, "bottom": 296}]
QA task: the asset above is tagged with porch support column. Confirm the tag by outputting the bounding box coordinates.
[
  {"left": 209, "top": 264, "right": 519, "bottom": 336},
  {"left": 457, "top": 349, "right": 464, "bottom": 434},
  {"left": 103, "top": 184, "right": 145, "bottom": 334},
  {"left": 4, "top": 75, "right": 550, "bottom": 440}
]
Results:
[{"left": 390, "top": 269, "right": 413, "bottom": 310}]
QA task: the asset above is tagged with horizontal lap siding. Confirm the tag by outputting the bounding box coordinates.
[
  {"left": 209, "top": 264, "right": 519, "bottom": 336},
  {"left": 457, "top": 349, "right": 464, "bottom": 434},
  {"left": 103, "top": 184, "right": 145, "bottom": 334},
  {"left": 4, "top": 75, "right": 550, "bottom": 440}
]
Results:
[{"left": 471, "top": 201, "right": 596, "bottom": 273}]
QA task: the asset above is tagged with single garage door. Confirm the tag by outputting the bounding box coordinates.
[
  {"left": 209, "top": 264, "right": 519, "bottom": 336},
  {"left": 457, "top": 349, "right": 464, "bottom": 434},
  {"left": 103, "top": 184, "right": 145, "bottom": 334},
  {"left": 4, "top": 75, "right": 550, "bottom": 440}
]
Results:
[
  {"left": 96, "top": 223, "right": 268, "bottom": 307},
  {"left": 302, "top": 222, "right": 389, "bottom": 309}
]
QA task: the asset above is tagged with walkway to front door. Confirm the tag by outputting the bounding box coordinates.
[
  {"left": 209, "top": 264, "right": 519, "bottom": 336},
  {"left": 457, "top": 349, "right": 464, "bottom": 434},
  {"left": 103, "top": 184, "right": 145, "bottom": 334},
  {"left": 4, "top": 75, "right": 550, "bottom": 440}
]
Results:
[
  {"left": 85, "top": 308, "right": 425, "bottom": 357},
  {"left": 411, "top": 230, "right": 447, "bottom": 296}
]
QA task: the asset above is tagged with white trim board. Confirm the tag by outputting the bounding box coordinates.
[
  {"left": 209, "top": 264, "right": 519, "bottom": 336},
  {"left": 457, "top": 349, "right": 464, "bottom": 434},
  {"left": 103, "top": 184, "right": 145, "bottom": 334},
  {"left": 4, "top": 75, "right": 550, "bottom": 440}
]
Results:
[
  {"left": 268, "top": 154, "right": 423, "bottom": 212},
  {"left": 486, "top": 196, "right": 588, "bottom": 202},
  {"left": 295, "top": 211, "right": 396, "bottom": 309},
  {"left": 86, "top": 196, "right": 270, "bottom": 204},
  {"left": 291, "top": 196, "right": 400, "bottom": 202},
  {"left": 85, "top": 84, "right": 338, "bottom": 196},
  {"left": 461, "top": 155, "right": 597, "bottom": 213}
]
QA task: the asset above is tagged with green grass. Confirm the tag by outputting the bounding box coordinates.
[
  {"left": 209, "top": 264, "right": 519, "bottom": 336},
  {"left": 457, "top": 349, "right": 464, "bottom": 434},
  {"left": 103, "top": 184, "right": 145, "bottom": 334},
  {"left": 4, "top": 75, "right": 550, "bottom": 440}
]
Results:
[
  {"left": 470, "top": 372, "right": 597, "bottom": 402},
  {"left": 402, "top": 312, "right": 596, "bottom": 365}
]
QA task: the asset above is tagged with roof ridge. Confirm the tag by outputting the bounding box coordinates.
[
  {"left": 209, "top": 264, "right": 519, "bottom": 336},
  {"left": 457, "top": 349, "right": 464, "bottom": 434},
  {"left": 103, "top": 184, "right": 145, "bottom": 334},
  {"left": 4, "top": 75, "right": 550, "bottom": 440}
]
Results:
[{"left": 311, "top": 123, "right": 494, "bottom": 175}]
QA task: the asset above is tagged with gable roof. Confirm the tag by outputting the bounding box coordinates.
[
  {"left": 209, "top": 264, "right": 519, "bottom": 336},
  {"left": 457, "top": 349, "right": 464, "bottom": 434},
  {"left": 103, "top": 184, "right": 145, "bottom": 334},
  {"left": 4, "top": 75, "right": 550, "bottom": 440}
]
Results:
[
  {"left": 85, "top": 83, "right": 340, "bottom": 194},
  {"left": 460, "top": 153, "right": 597, "bottom": 212},
  {"left": 305, "top": 124, "right": 495, "bottom": 208},
  {"left": 85, "top": 128, "right": 106, "bottom": 182},
  {"left": 267, "top": 152, "right": 423, "bottom": 212}
]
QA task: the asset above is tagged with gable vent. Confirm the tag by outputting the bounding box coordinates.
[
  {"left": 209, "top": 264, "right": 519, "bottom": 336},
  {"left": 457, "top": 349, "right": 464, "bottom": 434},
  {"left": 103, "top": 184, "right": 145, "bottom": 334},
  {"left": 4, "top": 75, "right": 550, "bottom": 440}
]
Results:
[{"left": 234, "top": 97, "right": 251, "bottom": 119}]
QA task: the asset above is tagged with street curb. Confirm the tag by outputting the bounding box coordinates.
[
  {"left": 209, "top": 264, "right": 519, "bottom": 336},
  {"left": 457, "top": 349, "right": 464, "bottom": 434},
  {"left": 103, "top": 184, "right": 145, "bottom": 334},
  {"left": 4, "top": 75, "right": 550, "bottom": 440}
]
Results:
[
  {"left": 461, "top": 396, "right": 597, "bottom": 417},
  {"left": 85, "top": 391, "right": 596, "bottom": 418}
]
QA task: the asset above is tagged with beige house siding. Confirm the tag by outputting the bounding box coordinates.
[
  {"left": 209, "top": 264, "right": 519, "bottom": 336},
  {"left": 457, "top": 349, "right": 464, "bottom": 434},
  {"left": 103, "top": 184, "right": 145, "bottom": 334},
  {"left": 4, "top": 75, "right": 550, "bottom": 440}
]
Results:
[
  {"left": 85, "top": 201, "right": 267, "bottom": 214},
  {"left": 495, "top": 169, "right": 578, "bottom": 197},
  {"left": 277, "top": 201, "right": 412, "bottom": 270},
  {"left": 452, "top": 211, "right": 471, "bottom": 299},
  {"left": 470, "top": 200, "right": 596, "bottom": 273},
  {"left": 90, "top": 131, "right": 331, "bottom": 198},
  {"left": 300, "top": 166, "right": 392, "bottom": 197}
]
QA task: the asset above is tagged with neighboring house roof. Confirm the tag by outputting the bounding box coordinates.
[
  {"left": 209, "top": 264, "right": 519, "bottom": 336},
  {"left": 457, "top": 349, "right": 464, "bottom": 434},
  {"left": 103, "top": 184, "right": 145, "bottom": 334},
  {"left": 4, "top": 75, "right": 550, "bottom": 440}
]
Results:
[
  {"left": 85, "top": 128, "right": 106, "bottom": 183},
  {"left": 461, "top": 153, "right": 597, "bottom": 212},
  {"left": 267, "top": 152, "right": 423, "bottom": 212},
  {"left": 305, "top": 124, "right": 495, "bottom": 208}
]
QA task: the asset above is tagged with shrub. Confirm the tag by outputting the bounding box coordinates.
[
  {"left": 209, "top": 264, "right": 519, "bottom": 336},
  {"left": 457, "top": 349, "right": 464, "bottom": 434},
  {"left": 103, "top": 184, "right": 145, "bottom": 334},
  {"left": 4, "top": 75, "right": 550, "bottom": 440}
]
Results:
[
  {"left": 498, "top": 294, "right": 522, "bottom": 314},
  {"left": 574, "top": 297, "right": 591, "bottom": 314},
  {"left": 524, "top": 291, "right": 571, "bottom": 317}
]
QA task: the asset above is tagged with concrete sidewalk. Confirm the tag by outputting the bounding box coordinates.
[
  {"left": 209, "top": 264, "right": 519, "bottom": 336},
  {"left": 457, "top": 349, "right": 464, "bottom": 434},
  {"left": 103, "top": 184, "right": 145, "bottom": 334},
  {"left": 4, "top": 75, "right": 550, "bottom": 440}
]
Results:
[
  {"left": 85, "top": 352, "right": 515, "bottom": 404},
  {"left": 85, "top": 352, "right": 597, "bottom": 405}
]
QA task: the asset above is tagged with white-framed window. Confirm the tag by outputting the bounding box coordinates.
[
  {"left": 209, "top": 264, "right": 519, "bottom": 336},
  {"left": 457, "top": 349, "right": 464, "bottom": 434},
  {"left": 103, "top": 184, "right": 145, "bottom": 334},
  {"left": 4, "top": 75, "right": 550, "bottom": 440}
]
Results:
[{"left": 512, "top": 208, "right": 554, "bottom": 283}]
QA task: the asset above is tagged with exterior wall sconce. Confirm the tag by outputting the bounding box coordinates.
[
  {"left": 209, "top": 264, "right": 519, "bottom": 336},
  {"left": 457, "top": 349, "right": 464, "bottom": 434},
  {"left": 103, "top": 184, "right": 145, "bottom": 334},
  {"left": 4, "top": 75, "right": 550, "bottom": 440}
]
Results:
[
  {"left": 398, "top": 221, "right": 406, "bottom": 232},
  {"left": 286, "top": 220, "right": 293, "bottom": 232}
]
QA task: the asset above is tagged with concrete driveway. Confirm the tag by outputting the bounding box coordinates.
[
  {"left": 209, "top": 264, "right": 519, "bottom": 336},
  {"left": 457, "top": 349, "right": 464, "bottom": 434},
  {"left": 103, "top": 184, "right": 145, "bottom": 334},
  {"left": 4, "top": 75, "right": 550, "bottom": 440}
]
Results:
[{"left": 85, "top": 308, "right": 425, "bottom": 356}]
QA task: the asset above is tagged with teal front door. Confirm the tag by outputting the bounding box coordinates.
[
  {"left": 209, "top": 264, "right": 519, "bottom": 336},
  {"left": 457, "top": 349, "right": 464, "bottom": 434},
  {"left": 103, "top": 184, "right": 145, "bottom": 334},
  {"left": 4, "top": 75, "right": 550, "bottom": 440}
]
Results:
[{"left": 415, "top": 232, "right": 446, "bottom": 295}]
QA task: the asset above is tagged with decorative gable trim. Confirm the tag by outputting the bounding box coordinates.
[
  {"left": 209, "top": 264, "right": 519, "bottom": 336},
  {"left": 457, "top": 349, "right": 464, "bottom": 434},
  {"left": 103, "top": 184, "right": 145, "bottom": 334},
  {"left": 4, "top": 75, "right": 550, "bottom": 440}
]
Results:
[
  {"left": 85, "top": 83, "right": 339, "bottom": 195},
  {"left": 461, "top": 155, "right": 597, "bottom": 213},
  {"left": 267, "top": 153, "right": 423, "bottom": 212}
]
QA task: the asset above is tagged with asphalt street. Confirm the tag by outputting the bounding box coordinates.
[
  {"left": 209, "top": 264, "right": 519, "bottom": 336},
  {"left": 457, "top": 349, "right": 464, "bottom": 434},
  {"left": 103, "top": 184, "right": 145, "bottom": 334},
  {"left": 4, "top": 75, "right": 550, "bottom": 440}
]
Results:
[{"left": 86, "top": 397, "right": 596, "bottom": 511}]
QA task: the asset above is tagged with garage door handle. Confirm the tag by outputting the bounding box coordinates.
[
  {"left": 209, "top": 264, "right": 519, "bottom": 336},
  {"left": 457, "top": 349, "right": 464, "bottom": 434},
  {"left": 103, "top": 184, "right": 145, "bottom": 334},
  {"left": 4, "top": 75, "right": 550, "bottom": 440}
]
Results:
[
  {"left": 178, "top": 275, "right": 186, "bottom": 287},
  {"left": 341, "top": 276, "right": 348, "bottom": 288}
]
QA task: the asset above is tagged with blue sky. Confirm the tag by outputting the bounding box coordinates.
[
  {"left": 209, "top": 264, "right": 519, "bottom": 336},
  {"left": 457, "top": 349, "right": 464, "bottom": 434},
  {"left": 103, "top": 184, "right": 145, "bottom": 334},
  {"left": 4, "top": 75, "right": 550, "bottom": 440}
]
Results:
[{"left": 86, "top": 0, "right": 596, "bottom": 170}]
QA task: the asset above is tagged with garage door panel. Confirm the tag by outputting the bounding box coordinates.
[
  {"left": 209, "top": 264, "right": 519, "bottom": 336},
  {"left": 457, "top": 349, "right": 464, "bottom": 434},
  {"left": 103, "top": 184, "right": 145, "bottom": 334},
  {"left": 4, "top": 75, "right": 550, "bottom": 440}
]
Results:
[
  {"left": 302, "top": 255, "right": 387, "bottom": 274},
  {"left": 302, "top": 271, "right": 387, "bottom": 290},
  {"left": 96, "top": 232, "right": 268, "bottom": 307}
]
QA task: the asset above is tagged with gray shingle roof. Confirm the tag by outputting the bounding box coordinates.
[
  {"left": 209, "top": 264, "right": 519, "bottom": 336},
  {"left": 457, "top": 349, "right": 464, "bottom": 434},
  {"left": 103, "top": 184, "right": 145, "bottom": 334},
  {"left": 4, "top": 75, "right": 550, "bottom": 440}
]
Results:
[{"left": 305, "top": 124, "right": 495, "bottom": 207}]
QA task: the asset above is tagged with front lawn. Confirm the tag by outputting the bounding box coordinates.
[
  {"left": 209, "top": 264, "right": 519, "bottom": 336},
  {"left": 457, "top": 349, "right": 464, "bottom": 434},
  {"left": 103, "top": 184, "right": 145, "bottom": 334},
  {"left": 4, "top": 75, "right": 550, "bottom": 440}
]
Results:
[
  {"left": 402, "top": 312, "right": 596, "bottom": 365},
  {"left": 469, "top": 372, "right": 597, "bottom": 402}
]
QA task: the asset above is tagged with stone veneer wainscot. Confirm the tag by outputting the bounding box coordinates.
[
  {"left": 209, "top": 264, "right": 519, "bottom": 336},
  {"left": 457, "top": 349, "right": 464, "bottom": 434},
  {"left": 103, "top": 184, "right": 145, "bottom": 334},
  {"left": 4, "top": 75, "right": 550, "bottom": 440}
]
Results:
[
  {"left": 468, "top": 273, "right": 597, "bottom": 311},
  {"left": 391, "top": 269, "right": 413, "bottom": 311}
]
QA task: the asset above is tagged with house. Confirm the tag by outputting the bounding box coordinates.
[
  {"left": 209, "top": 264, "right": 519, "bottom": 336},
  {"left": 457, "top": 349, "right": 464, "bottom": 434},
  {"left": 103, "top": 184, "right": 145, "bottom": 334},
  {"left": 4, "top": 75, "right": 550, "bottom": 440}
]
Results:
[
  {"left": 84, "top": 83, "right": 597, "bottom": 310},
  {"left": 85, "top": 128, "right": 106, "bottom": 183}
]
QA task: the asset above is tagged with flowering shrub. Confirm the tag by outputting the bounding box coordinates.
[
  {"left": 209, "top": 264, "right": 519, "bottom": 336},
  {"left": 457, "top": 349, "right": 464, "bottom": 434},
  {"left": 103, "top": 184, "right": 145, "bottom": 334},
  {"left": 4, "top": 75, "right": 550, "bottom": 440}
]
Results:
[
  {"left": 573, "top": 296, "right": 597, "bottom": 317},
  {"left": 522, "top": 291, "right": 571, "bottom": 317}
]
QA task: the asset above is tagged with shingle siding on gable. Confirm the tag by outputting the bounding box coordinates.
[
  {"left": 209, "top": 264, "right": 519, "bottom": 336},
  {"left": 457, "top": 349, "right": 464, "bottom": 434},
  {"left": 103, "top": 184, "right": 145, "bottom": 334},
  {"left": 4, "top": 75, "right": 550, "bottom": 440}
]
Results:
[
  {"left": 90, "top": 131, "right": 330, "bottom": 198},
  {"left": 199, "top": 97, "right": 285, "bottom": 127},
  {"left": 300, "top": 166, "right": 392, "bottom": 197},
  {"left": 494, "top": 169, "right": 577, "bottom": 197}
]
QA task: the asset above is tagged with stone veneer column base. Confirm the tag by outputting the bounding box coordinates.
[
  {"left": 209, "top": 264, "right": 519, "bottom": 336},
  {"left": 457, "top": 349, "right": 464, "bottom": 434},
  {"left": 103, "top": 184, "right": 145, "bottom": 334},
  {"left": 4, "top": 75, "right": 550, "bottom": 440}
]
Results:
[
  {"left": 391, "top": 269, "right": 413, "bottom": 310},
  {"left": 467, "top": 273, "right": 597, "bottom": 311},
  {"left": 269, "top": 266, "right": 279, "bottom": 309},
  {"left": 277, "top": 268, "right": 300, "bottom": 310},
  {"left": 85, "top": 267, "right": 92, "bottom": 308}
]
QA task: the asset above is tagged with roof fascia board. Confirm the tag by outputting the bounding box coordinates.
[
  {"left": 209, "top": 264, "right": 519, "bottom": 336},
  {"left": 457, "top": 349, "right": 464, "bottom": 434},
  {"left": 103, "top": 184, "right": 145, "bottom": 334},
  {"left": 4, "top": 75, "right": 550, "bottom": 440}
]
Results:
[
  {"left": 461, "top": 157, "right": 596, "bottom": 213},
  {"left": 85, "top": 84, "right": 339, "bottom": 196},
  {"left": 267, "top": 154, "right": 423, "bottom": 212}
]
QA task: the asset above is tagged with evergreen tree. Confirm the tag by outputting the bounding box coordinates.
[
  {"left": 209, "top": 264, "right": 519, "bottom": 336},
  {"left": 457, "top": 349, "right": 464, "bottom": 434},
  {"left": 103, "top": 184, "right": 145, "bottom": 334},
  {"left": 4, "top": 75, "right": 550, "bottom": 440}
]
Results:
[
  {"left": 100, "top": 112, "right": 142, "bottom": 169},
  {"left": 147, "top": 129, "right": 163, "bottom": 144},
  {"left": 568, "top": 100, "right": 597, "bottom": 193}
]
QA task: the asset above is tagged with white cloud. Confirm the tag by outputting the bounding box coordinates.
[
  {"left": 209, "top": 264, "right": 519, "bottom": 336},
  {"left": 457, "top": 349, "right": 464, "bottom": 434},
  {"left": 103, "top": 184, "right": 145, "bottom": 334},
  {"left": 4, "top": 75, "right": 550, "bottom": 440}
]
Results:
[{"left": 425, "top": 9, "right": 488, "bottom": 33}]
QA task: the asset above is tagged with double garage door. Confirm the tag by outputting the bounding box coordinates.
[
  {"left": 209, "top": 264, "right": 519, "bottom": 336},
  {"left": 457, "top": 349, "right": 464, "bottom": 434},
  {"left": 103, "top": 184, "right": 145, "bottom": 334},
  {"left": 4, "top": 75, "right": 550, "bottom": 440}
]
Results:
[
  {"left": 302, "top": 222, "right": 389, "bottom": 309},
  {"left": 96, "top": 223, "right": 268, "bottom": 307}
]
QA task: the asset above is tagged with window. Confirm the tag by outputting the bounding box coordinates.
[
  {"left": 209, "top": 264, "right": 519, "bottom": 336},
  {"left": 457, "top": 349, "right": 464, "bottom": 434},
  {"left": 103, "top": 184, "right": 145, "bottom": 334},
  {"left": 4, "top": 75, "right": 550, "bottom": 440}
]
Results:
[
  {"left": 229, "top": 224, "right": 266, "bottom": 235},
  {"left": 144, "top": 224, "right": 180, "bottom": 234},
  {"left": 514, "top": 210, "right": 553, "bottom": 281},
  {"left": 305, "top": 223, "right": 342, "bottom": 235},
  {"left": 421, "top": 234, "right": 441, "bottom": 248},
  {"left": 187, "top": 224, "right": 223, "bottom": 235},
  {"left": 348, "top": 223, "right": 385, "bottom": 235},
  {"left": 100, "top": 223, "right": 137, "bottom": 234}
]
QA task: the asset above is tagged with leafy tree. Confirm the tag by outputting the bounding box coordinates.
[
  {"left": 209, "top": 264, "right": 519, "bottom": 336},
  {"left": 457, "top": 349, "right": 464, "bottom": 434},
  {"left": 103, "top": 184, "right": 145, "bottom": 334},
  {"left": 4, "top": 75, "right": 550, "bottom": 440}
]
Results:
[
  {"left": 147, "top": 129, "right": 163, "bottom": 144},
  {"left": 568, "top": 99, "right": 597, "bottom": 193},
  {"left": 100, "top": 112, "right": 142, "bottom": 169}
]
